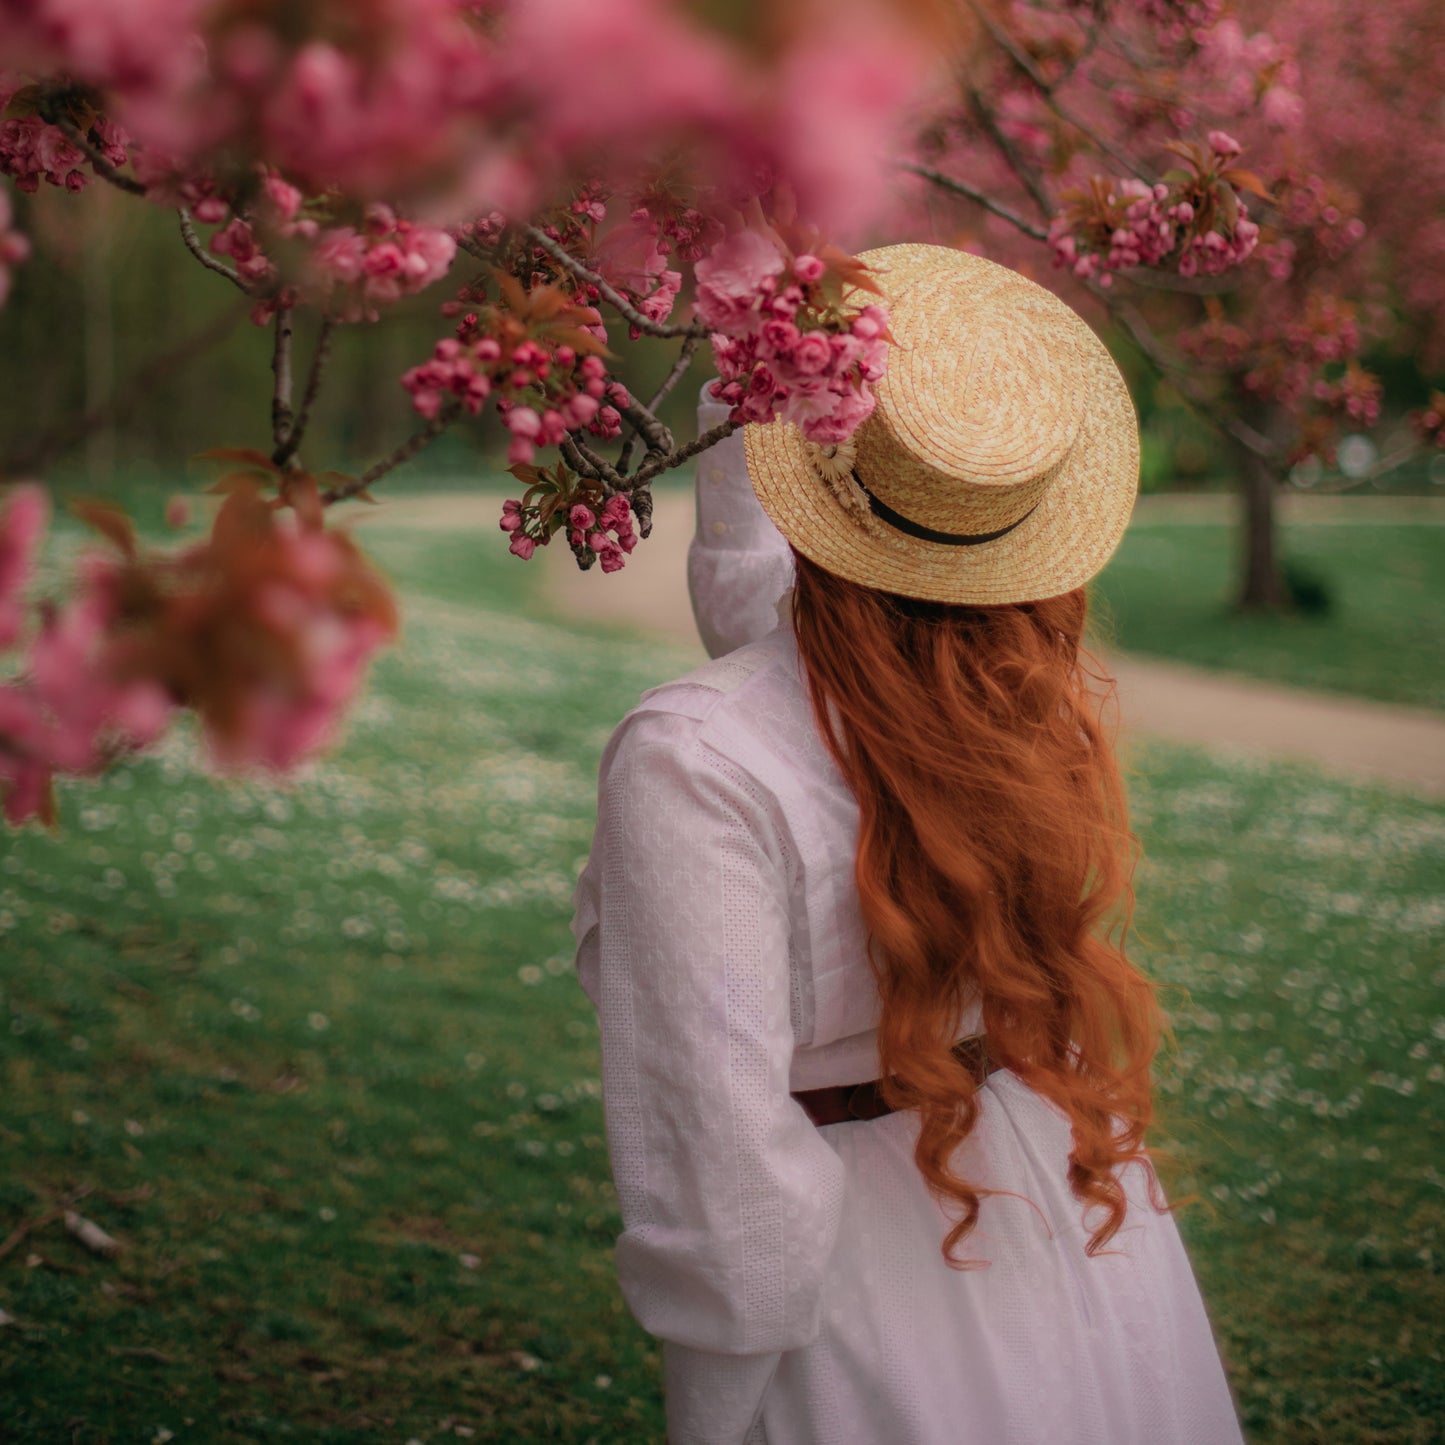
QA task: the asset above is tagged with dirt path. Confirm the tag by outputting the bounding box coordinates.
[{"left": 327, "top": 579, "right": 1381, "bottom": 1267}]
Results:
[{"left": 375, "top": 491, "right": 1445, "bottom": 797}]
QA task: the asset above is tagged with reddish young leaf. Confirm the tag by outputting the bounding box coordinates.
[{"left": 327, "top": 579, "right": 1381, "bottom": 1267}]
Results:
[{"left": 68, "top": 498, "right": 137, "bottom": 558}]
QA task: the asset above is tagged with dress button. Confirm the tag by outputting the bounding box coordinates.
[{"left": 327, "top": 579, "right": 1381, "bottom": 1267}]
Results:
[{"left": 710, "top": 521, "right": 728, "bottom": 538}]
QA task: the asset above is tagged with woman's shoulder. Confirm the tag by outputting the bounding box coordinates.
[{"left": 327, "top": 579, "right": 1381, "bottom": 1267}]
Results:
[{"left": 600, "top": 626, "right": 813, "bottom": 783}]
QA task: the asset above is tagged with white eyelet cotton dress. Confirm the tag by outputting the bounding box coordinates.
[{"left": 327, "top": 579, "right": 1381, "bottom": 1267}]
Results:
[{"left": 567, "top": 393, "right": 1244, "bottom": 1445}]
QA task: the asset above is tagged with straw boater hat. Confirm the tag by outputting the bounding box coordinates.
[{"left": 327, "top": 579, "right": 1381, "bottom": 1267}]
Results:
[{"left": 744, "top": 242, "right": 1139, "bottom": 605}]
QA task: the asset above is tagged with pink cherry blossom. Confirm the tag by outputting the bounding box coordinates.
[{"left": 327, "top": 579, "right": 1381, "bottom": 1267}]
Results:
[{"left": 693, "top": 230, "right": 787, "bottom": 335}]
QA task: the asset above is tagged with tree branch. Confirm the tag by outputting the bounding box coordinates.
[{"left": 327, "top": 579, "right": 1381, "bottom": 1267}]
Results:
[
  {"left": 903, "top": 163, "right": 1050, "bottom": 240},
  {"left": 965, "top": 0, "right": 1155, "bottom": 184},
  {"left": 273, "top": 315, "right": 337, "bottom": 468},
  {"left": 632, "top": 418, "right": 742, "bottom": 487},
  {"left": 561, "top": 433, "right": 628, "bottom": 493},
  {"left": 1102, "top": 293, "right": 1276, "bottom": 459},
  {"left": 322, "top": 403, "right": 461, "bottom": 504},
  {"left": 619, "top": 334, "right": 702, "bottom": 474},
  {"left": 270, "top": 307, "right": 295, "bottom": 449},
  {"left": 178, "top": 209, "right": 249, "bottom": 292},
  {"left": 521, "top": 224, "right": 708, "bottom": 340},
  {"left": 52, "top": 118, "right": 146, "bottom": 196},
  {"left": 968, "top": 90, "right": 1055, "bottom": 219}
]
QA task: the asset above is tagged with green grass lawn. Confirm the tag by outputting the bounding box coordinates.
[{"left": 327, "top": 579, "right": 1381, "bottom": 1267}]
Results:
[
  {"left": 1, "top": 516, "right": 1443, "bottom": 1443},
  {"left": 1092, "top": 519, "right": 1445, "bottom": 712}
]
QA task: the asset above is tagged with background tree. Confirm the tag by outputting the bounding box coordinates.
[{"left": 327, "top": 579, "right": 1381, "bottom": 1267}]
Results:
[{"left": 908, "top": 0, "right": 1445, "bottom": 608}]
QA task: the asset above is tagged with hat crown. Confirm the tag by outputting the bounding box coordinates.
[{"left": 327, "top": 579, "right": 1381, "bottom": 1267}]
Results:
[{"left": 856, "top": 257, "right": 1090, "bottom": 535}]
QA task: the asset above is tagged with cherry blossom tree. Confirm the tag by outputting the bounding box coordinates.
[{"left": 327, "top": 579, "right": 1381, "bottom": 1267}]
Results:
[
  {"left": 907, "top": 0, "right": 1444, "bottom": 608},
  {"left": 0, "top": 0, "right": 944, "bottom": 823}
]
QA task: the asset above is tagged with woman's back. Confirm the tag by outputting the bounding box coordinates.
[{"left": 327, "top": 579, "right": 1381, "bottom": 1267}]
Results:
[{"left": 573, "top": 614, "right": 1241, "bottom": 1444}]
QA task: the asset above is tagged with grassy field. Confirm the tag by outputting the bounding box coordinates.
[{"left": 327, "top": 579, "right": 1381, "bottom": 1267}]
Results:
[
  {"left": 1, "top": 515, "right": 1443, "bottom": 1443},
  {"left": 1092, "top": 516, "right": 1445, "bottom": 712}
]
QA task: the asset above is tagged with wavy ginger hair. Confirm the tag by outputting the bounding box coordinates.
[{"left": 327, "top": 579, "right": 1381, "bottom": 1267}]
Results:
[{"left": 790, "top": 551, "right": 1160, "bottom": 1262}]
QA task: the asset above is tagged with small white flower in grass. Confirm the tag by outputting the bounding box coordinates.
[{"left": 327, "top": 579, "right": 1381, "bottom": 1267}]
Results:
[
  {"left": 1362, "top": 1146, "right": 1382, "bottom": 1162},
  {"left": 153, "top": 1429, "right": 174, "bottom": 1445},
  {"left": 307, "top": 1013, "right": 330, "bottom": 1032},
  {"left": 595, "top": 1374, "right": 612, "bottom": 1389},
  {"left": 521, "top": 1140, "right": 546, "bottom": 1158},
  {"left": 517, "top": 965, "right": 543, "bottom": 986},
  {"left": 555, "top": 1141, "right": 574, "bottom": 1157},
  {"left": 458, "top": 1253, "right": 481, "bottom": 1270},
  {"left": 455, "top": 1429, "right": 474, "bottom": 1439},
  {"left": 465, "top": 1052, "right": 486, "bottom": 1071},
  {"left": 536, "top": 1094, "right": 560, "bottom": 1112},
  {"left": 125, "top": 1120, "right": 144, "bottom": 1137},
  {"left": 71, "top": 1109, "right": 90, "bottom": 1126},
  {"left": 516, "top": 1353, "right": 541, "bottom": 1372},
  {"left": 318, "top": 1207, "right": 337, "bottom": 1222},
  {"left": 505, "top": 1082, "right": 527, "bottom": 1100}
]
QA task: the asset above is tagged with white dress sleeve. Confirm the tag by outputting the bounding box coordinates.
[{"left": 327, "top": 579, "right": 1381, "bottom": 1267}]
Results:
[
  {"left": 688, "top": 384, "right": 795, "bottom": 659},
  {"left": 580, "top": 706, "right": 846, "bottom": 1445}
]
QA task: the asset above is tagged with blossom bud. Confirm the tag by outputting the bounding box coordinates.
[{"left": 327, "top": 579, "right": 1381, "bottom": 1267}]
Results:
[{"left": 793, "top": 254, "right": 825, "bottom": 284}]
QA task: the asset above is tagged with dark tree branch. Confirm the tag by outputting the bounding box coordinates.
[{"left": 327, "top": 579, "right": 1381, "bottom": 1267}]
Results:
[
  {"left": 561, "top": 433, "right": 628, "bottom": 493},
  {"left": 52, "top": 118, "right": 146, "bottom": 196},
  {"left": 273, "top": 315, "right": 337, "bottom": 468},
  {"left": 620, "top": 334, "right": 702, "bottom": 474},
  {"left": 632, "top": 419, "right": 742, "bottom": 487},
  {"left": 270, "top": 308, "right": 295, "bottom": 448},
  {"left": 178, "top": 209, "right": 249, "bottom": 292},
  {"left": 969, "top": 90, "right": 1055, "bottom": 219},
  {"left": 521, "top": 224, "right": 708, "bottom": 340},
  {"left": 903, "top": 164, "right": 1050, "bottom": 240},
  {"left": 1102, "top": 293, "right": 1275, "bottom": 458},
  {"left": 965, "top": 0, "right": 1155, "bottom": 184},
  {"left": 322, "top": 403, "right": 462, "bottom": 504}
]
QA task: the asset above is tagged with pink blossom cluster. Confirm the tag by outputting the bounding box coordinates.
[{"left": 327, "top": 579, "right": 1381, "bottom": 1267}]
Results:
[
  {"left": 0, "top": 0, "right": 208, "bottom": 111},
  {"left": 404, "top": 325, "right": 629, "bottom": 467},
  {"left": 0, "top": 487, "right": 170, "bottom": 826},
  {"left": 303, "top": 203, "right": 457, "bottom": 324},
  {"left": 696, "top": 231, "right": 889, "bottom": 445},
  {"left": 1413, "top": 393, "right": 1445, "bottom": 452},
  {"left": 628, "top": 196, "right": 724, "bottom": 264},
  {"left": 208, "top": 521, "right": 397, "bottom": 772},
  {"left": 201, "top": 190, "right": 456, "bottom": 325},
  {"left": 0, "top": 184, "right": 29, "bottom": 306},
  {"left": 1222, "top": 294, "right": 1375, "bottom": 433},
  {"left": 1275, "top": 171, "right": 1368, "bottom": 266},
  {"left": 589, "top": 214, "right": 683, "bottom": 340},
  {"left": 0, "top": 98, "right": 126, "bottom": 193},
  {"left": 501, "top": 491, "right": 637, "bottom": 571},
  {"left": 1192, "top": 19, "right": 1303, "bottom": 128},
  {"left": 1309, "top": 362, "right": 1381, "bottom": 428},
  {"left": 1050, "top": 134, "right": 1260, "bottom": 286}
]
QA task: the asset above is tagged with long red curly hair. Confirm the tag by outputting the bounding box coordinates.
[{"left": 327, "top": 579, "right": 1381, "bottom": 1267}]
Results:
[{"left": 790, "top": 550, "right": 1160, "bottom": 1262}]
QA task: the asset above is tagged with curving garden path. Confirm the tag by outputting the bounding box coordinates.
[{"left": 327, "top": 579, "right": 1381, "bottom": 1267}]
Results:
[{"left": 374, "top": 491, "right": 1445, "bottom": 798}]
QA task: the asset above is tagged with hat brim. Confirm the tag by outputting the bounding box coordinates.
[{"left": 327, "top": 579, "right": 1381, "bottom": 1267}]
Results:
[{"left": 743, "top": 245, "right": 1139, "bottom": 606}]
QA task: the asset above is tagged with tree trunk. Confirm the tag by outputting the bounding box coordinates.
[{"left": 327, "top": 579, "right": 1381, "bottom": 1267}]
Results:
[{"left": 1234, "top": 430, "right": 1291, "bottom": 612}]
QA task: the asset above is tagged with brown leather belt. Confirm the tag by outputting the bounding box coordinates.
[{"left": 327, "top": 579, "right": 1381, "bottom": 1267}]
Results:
[{"left": 792, "top": 1035, "right": 999, "bottom": 1127}]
